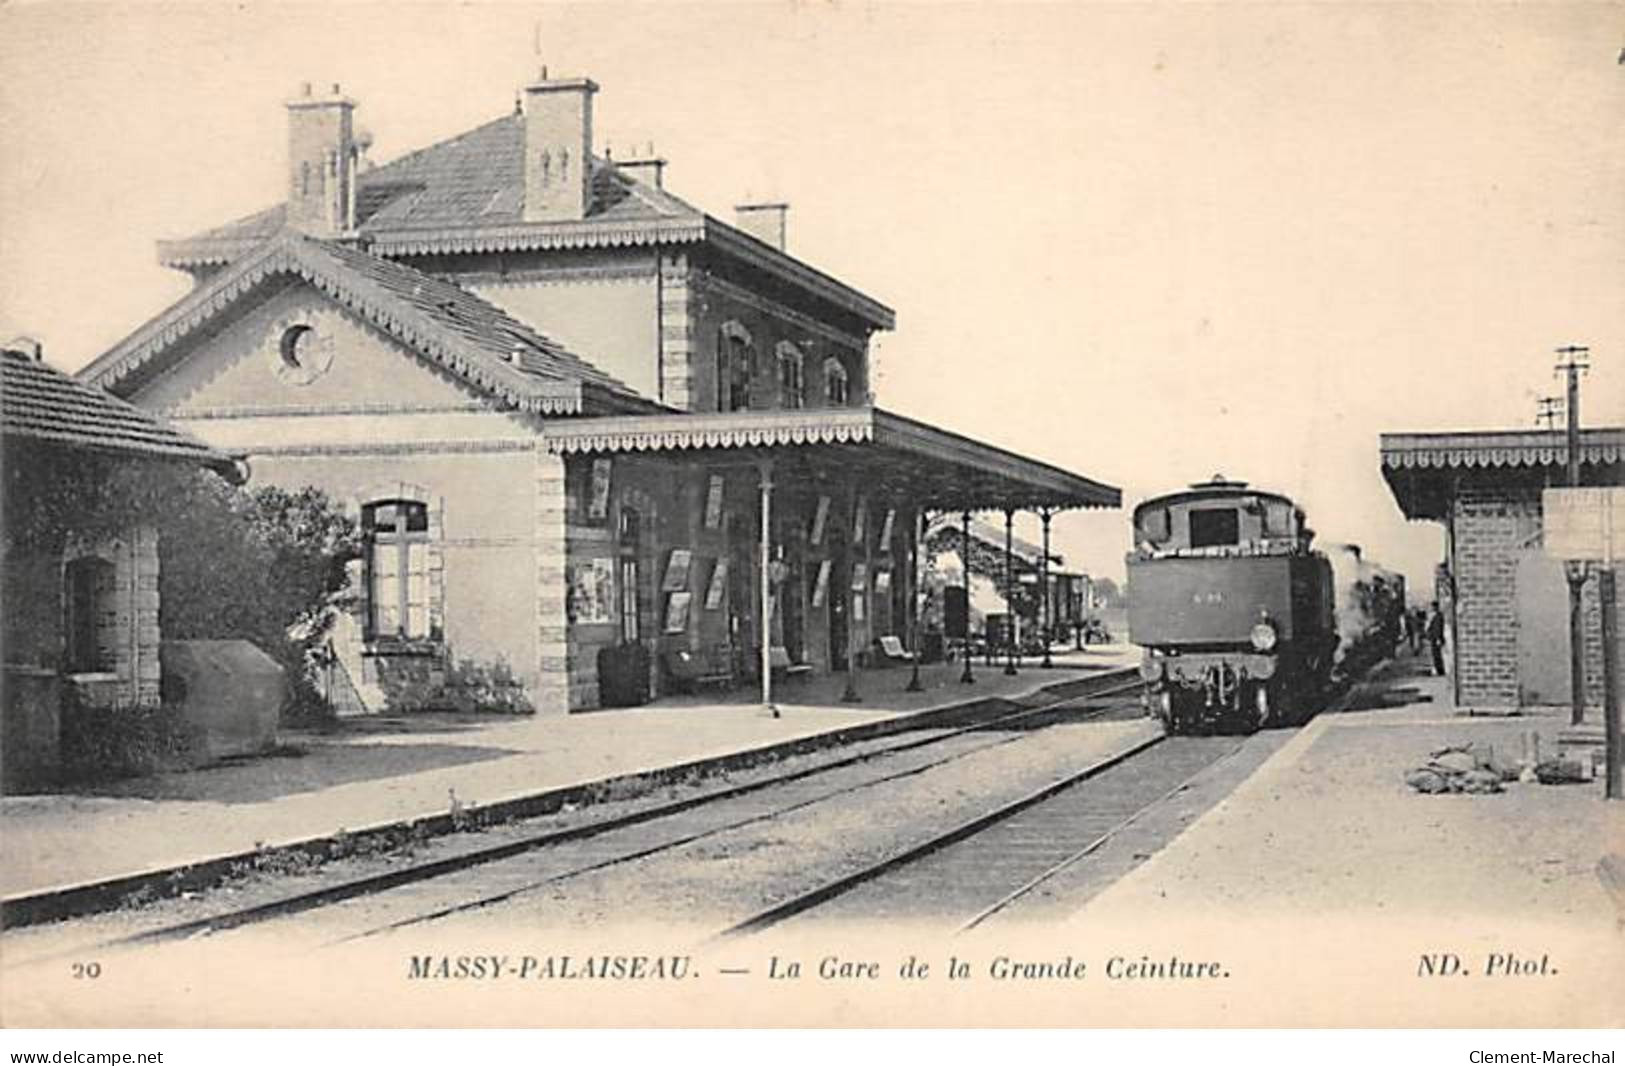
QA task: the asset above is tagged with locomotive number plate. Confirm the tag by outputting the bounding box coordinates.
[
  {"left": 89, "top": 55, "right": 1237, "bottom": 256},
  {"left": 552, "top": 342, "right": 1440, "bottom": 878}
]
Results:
[{"left": 1192, "top": 591, "right": 1223, "bottom": 605}]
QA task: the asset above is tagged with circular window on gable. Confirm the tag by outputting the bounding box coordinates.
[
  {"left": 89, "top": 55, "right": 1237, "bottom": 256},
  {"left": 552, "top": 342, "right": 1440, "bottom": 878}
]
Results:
[
  {"left": 280, "top": 324, "right": 313, "bottom": 369},
  {"left": 271, "top": 319, "right": 334, "bottom": 385}
]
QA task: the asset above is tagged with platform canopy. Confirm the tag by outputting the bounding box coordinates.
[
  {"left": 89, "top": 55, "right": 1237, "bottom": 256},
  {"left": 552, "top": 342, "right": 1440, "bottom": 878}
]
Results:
[
  {"left": 543, "top": 406, "right": 1121, "bottom": 512},
  {"left": 1381, "top": 428, "right": 1625, "bottom": 521}
]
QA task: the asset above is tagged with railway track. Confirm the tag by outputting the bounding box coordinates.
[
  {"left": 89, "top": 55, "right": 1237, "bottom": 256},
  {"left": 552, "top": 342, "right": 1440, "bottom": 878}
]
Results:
[
  {"left": 715, "top": 733, "right": 1247, "bottom": 938},
  {"left": 11, "top": 669, "right": 1147, "bottom": 960}
]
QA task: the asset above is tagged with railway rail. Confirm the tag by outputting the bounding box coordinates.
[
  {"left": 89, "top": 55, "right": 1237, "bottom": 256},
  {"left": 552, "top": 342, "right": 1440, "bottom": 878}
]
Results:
[
  {"left": 9, "top": 668, "right": 1147, "bottom": 961},
  {"left": 715, "top": 733, "right": 1245, "bottom": 938}
]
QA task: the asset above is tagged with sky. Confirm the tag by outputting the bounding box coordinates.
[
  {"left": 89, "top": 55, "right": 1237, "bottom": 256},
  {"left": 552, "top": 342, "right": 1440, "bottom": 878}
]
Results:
[{"left": 2, "top": 2, "right": 1621, "bottom": 588}]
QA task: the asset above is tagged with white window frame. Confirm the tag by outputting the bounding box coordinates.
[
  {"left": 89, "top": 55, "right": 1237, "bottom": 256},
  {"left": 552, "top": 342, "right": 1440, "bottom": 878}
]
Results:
[
  {"left": 364, "top": 499, "right": 433, "bottom": 642},
  {"left": 824, "top": 357, "right": 849, "bottom": 406}
]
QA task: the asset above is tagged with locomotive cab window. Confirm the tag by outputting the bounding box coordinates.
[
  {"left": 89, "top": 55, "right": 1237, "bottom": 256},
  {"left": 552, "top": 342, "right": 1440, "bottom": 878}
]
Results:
[
  {"left": 1137, "top": 507, "right": 1171, "bottom": 545},
  {"left": 1263, "top": 500, "right": 1295, "bottom": 537},
  {"left": 1188, "top": 507, "right": 1240, "bottom": 549}
]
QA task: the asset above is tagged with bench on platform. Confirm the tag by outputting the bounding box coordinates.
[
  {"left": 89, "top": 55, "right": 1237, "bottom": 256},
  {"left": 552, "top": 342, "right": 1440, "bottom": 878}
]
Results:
[
  {"left": 875, "top": 634, "right": 915, "bottom": 664},
  {"left": 769, "top": 645, "right": 814, "bottom": 679},
  {"left": 663, "top": 645, "right": 735, "bottom": 694}
]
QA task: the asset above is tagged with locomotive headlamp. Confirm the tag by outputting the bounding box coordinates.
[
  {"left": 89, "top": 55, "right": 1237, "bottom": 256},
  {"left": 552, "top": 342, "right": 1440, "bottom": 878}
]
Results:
[{"left": 1250, "top": 618, "right": 1279, "bottom": 652}]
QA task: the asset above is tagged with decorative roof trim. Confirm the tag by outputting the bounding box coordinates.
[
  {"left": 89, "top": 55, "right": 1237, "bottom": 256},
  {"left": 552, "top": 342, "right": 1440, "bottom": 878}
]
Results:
[
  {"left": 543, "top": 406, "right": 1121, "bottom": 509},
  {"left": 81, "top": 234, "right": 661, "bottom": 417},
  {"left": 155, "top": 237, "right": 264, "bottom": 268},
  {"left": 159, "top": 220, "right": 897, "bottom": 335},
  {"left": 546, "top": 407, "right": 876, "bottom": 455},
  {"left": 370, "top": 217, "right": 708, "bottom": 258},
  {"left": 1380, "top": 429, "right": 1625, "bottom": 470},
  {"left": 157, "top": 218, "right": 706, "bottom": 269}
]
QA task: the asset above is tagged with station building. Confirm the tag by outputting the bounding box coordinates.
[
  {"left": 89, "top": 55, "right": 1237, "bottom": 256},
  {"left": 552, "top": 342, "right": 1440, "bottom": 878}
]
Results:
[
  {"left": 1380, "top": 427, "right": 1623, "bottom": 712},
  {"left": 2, "top": 340, "right": 238, "bottom": 787},
  {"left": 925, "top": 515, "right": 1091, "bottom": 645},
  {"left": 80, "top": 74, "right": 1119, "bottom": 714}
]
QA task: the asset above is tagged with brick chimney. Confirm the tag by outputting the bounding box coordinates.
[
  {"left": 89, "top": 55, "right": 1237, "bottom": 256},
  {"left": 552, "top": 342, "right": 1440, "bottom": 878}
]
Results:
[
  {"left": 734, "top": 203, "right": 789, "bottom": 252},
  {"left": 616, "top": 154, "right": 667, "bottom": 190},
  {"left": 286, "top": 83, "right": 357, "bottom": 237},
  {"left": 522, "top": 72, "right": 598, "bottom": 223},
  {"left": 4, "top": 335, "right": 43, "bottom": 361}
]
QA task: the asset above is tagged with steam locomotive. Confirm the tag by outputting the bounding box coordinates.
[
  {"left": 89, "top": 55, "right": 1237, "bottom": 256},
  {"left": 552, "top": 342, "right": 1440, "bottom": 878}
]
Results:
[{"left": 1126, "top": 477, "right": 1338, "bottom": 734}]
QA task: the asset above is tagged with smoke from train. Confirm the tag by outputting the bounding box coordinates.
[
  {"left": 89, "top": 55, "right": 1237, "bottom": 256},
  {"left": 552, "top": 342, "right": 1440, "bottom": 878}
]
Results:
[{"left": 1325, "top": 543, "right": 1406, "bottom": 675}]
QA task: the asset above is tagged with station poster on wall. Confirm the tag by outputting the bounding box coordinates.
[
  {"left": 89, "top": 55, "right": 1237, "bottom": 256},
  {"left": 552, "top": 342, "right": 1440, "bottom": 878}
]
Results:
[
  {"left": 662, "top": 549, "right": 692, "bottom": 592},
  {"left": 570, "top": 558, "right": 615, "bottom": 624},
  {"left": 811, "top": 559, "right": 830, "bottom": 607},
  {"left": 663, "top": 591, "right": 692, "bottom": 634},
  {"left": 587, "top": 457, "right": 613, "bottom": 521},
  {"left": 705, "top": 557, "right": 729, "bottom": 610},
  {"left": 704, "top": 474, "right": 725, "bottom": 530}
]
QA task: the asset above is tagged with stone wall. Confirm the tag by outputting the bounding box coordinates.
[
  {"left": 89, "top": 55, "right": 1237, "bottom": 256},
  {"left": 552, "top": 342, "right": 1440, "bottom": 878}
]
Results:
[{"left": 534, "top": 446, "right": 571, "bottom": 715}]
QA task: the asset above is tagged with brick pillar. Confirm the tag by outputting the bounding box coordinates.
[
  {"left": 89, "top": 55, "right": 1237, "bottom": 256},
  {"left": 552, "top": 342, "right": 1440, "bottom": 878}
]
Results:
[
  {"left": 1582, "top": 571, "right": 1606, "bottom": 711},
  {"left": 1451, "top": 492, "right": 1532, "bottom": 708},
  {"left": 132, "top": 525, "right": 161, "bottom": 707},
  {"left": 533, "top": 445, "right": 572, "bottom": 714}
]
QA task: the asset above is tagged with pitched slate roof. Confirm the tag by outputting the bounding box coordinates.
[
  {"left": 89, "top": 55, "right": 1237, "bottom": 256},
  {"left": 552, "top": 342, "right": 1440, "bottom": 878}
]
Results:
[
  {"left": 2, "top": 347, "right": 236, "bottom": 471},
  {"left": 79, "top": 232, "right": 663, "bottom": 417},
  {"left": 156, "top": 113, "right": 894, "bottom": 330},
  {"left": 167, "top": 117, "right": 698, "bottom": 256}
]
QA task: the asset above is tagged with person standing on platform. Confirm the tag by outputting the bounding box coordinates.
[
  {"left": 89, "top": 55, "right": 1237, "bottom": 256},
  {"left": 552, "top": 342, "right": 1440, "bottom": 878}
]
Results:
[{"left": 1424, "top": 602, "right": 1446, "bottom": 676}]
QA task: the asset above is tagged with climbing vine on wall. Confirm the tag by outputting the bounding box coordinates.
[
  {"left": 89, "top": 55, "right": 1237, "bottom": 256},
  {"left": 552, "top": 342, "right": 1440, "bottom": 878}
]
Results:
[{"left": 4, "top": 442, "right": 361, "bottom": 723}]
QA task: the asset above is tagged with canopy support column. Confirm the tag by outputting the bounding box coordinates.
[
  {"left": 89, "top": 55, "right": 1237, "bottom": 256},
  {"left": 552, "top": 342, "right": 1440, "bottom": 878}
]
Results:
[
  {"left": 959, "top": 510, "right": 975, "bottom": 684},
  {"left": 1076, "top": 576, "right": 1089, "bottom": 650},
  {"left": 841, "top": 483, "right": 862, "bottom": 704},
  {"left": 1004, "top": 508, "right": 1018, "bottom": 676},
  {"left": 758, "top": 458, "right": 778, "bottom": 717},
  {"left": 1040, "top": 508, "right": 1054, "bottom": 669},
  {"left": 906, "top": 505, "right": 924, "bottom": 693}
]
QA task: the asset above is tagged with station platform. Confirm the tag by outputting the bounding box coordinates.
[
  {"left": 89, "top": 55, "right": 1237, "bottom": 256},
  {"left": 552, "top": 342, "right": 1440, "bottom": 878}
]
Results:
[
  {"left": 1066, "top": 651, "right": 1625, "bottom": 1026},
  {"left": 0, "top": 644, "right": 1139, "bottom": 912}
]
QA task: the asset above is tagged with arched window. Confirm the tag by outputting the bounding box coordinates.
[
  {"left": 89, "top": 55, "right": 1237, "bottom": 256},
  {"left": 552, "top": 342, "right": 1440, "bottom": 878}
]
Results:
[
  {"left": 718, "top": 322, "right": 754, "bottom": 412},
  {"left": 776, "top": 342, "right": 806, "bottom": 409},
  {"left": 64, "top": 555, "right": 116, "bottom": 673},
  {"left": 823, "top": 358, "right": 849, "bottom": 407},
  {"left": 363, "top": 499, "right": 432, "bottom": 640}
]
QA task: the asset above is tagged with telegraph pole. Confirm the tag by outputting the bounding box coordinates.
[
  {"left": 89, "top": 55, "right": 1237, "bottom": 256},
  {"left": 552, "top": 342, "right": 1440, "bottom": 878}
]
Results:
[
  {"left": 1536, "top": 396, "right": 1563, "bottom": 430},
  {"left": 1556, "top": 345, "right": 1591, "bottom": 727}
]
